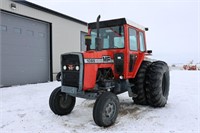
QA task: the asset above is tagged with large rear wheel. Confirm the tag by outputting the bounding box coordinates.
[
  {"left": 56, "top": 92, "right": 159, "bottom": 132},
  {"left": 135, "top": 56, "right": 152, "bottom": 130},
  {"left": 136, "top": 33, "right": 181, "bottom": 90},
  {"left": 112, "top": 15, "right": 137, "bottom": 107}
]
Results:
[
  {"left": 130, "top": 61, "right": 151, "bottom": 105},
  {"left": 145, "top": 61, "right": 170, "bottom": 107},
  {"left": 49, "top": 87, "right": 76, "bottom": 115}
]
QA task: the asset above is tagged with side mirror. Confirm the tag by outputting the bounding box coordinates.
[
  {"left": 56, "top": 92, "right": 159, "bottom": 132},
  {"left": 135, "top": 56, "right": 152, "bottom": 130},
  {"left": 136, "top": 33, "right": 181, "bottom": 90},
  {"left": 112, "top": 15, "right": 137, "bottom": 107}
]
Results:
[
  {"left": 85, "top": 35, "right": 91, "bottom": 50},
  {"left": 147, "top": 50, "right": 152, "bottom": 54}
]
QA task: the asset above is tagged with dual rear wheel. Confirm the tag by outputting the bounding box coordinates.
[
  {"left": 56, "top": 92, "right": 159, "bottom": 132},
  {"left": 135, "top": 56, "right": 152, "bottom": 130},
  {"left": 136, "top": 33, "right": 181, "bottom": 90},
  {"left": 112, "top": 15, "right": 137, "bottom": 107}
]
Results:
[{"left": 131, "top": 60, "right": 170, "bottom": 107}]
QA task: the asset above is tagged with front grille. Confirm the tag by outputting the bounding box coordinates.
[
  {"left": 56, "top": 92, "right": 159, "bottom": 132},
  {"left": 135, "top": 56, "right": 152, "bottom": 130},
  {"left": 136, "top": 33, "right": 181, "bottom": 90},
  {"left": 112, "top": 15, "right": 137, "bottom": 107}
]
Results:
[
  {"left": 63, "top": 71, "right": 79, "bottom": 87},
  {"left": 61, "top": 54, "right": 80, "bottom": 87}
]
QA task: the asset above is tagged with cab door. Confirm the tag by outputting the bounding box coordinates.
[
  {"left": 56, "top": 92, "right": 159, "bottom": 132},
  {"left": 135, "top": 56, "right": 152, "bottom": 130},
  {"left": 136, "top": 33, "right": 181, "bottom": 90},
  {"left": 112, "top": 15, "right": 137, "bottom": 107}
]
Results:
[{"left": 127, "top": 28, "right": 146, "bottom": 78}]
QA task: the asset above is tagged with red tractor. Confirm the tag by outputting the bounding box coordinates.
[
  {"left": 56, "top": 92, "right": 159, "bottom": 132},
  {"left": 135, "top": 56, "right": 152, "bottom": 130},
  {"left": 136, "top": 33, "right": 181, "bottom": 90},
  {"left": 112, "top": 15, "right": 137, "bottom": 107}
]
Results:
[{"left": 49, "top": 16, "right": 170, "bottom": 127}]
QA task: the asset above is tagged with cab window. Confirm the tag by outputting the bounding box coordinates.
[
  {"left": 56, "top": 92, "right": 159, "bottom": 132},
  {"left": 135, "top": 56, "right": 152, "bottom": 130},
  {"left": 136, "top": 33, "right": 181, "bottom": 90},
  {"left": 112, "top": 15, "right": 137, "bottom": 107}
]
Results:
[
  {"left": 139, "top": 32, "right": 145, "bottom": 52},
  {"left": 129, "top": 28, "right": 138, "bottom": 51},
  {"left": 90, "top": 26, "right": 124, "bottom": 49}
]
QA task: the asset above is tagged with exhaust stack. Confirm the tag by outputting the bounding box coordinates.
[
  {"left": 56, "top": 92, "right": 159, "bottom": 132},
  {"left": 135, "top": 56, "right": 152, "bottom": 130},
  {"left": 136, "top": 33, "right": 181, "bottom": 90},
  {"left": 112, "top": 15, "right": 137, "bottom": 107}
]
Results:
[{"left": 95, "top": 15, "right": 102, "bottom": 51}]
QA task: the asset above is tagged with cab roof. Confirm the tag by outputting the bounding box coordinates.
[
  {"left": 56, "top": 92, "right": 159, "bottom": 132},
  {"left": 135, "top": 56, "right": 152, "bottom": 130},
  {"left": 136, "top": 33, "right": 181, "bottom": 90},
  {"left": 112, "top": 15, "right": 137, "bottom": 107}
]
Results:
[{"left": 88, "top": 18, "right": 147, "bottom": 31}]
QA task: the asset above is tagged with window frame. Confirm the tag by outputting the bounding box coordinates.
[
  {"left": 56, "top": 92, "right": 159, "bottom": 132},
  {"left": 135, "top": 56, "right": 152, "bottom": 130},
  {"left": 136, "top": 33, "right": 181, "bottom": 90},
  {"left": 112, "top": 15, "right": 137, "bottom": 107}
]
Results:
[
  {"left": 89, "top": 25, "right": 125, "bottom": 50},
  {"left": 80, "top": 31, "right": 87, "bottom": 51},
  {"left": 0, "top": 25, "right": 7, "bottom": 31},
  {"left": 14, "top": 27, "right": 22, "bottom": 34},
  {"left": 139, "top": 32, "right": 146, "bottom": 52},
  {"left": 128, "top": 28, "right": 138, "bottom": 51}
]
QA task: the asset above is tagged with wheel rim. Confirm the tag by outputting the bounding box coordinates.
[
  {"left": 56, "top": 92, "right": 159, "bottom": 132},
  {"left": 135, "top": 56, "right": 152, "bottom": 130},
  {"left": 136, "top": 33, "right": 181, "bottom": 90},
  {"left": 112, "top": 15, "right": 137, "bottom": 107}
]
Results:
[
  {"left": 103, "top": 101, "right": 116, "bottom": 120},
  {"left": 59, "top": 94, "right": 69, "bottom": 109}
]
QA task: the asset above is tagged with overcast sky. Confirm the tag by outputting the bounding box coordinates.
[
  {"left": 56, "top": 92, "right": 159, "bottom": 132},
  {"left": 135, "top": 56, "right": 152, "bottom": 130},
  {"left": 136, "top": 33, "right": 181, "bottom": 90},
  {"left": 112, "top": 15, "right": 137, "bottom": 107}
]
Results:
[{"left": 28, "top": 0, "right": 199, "bottom": 64}]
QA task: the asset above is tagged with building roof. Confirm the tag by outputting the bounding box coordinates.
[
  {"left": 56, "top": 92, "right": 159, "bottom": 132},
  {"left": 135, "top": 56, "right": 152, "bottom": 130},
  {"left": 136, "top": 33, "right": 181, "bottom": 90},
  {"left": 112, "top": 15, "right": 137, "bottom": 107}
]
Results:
[
  {"left": 12, "top": 0, "right": 87, "bottom": 25},
  {"left": 88, "top": 18, "right": 147, "bottom": 31}
]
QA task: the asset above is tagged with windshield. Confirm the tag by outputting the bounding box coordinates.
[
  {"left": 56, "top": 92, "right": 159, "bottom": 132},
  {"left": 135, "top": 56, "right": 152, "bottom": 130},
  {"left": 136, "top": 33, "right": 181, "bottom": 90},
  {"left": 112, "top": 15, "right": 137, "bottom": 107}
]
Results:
[{"left": 90, "top": 26, "right": 124, "bottom": 50}]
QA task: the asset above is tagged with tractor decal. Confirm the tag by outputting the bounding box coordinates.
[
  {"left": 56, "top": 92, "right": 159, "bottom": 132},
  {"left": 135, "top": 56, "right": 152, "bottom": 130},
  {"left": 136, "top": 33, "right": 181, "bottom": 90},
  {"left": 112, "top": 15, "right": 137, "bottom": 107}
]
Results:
[{"left": 84, "top": 56, "right": 114, "bottom": 64}]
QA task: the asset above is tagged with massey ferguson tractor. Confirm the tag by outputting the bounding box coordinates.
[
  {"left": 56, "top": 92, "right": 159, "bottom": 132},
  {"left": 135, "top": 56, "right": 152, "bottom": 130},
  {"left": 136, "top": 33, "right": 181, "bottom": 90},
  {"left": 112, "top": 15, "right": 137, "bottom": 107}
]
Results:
[{"left": 49, "top": 15, "right": 170, "bottom": 127}]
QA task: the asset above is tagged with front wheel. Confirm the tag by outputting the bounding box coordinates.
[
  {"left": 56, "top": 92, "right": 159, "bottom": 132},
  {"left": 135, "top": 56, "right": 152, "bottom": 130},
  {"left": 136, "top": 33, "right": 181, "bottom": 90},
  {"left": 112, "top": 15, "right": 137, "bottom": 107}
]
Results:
[
  {"left": 93, "top": 92, "right": 119, "bottom": 127},
  {"left": 49, "top": 87, "right": 76, "bottom": 115}
]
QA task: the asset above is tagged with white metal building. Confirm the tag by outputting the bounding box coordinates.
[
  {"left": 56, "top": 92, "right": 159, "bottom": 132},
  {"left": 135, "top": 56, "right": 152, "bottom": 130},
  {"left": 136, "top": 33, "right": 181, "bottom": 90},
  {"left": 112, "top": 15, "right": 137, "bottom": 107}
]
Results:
[{"left": 0, "top": 0, "right": 87, "bottom": 87}]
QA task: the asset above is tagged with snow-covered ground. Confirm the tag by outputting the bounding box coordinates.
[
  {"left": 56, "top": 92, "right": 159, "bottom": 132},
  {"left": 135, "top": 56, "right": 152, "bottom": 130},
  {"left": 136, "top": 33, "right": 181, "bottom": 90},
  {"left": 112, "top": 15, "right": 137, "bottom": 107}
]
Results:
[{"left": 0, "top": 70, "right": 199, "bottom": 133}]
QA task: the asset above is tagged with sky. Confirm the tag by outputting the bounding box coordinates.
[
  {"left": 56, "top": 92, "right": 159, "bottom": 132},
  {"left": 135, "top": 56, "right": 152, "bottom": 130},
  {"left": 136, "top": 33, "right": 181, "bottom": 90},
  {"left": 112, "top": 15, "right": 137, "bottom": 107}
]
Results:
[{"left": 28, "top": 0, "right": 200, "bottom": 64}]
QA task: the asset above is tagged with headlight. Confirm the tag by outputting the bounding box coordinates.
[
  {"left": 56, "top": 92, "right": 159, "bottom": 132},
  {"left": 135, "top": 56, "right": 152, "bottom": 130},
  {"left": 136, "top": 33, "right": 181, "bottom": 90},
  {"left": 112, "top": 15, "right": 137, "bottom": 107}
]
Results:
[
  {"left": 75, "top": 66, "right": 79, "bottom": 71},
  {"left": 63, "top": 65, "right": 67, "bottom": 70}
]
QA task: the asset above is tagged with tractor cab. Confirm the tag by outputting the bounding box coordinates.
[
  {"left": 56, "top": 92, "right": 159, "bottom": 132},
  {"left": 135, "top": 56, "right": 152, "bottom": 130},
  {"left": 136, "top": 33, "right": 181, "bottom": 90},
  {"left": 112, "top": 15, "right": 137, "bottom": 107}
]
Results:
[
  {"left": 85, "top": 17, "right": 149, "bottom": 52},
  {"left": 83, "top": 16, "right": 150, "bottom": 85}
]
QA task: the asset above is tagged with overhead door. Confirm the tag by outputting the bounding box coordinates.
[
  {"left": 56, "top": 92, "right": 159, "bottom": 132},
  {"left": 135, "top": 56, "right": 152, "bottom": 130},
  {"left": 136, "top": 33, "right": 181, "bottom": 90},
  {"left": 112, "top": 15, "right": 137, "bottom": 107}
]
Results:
[{"left": 0, "top": 11, "right": 50, "bottom": 87}]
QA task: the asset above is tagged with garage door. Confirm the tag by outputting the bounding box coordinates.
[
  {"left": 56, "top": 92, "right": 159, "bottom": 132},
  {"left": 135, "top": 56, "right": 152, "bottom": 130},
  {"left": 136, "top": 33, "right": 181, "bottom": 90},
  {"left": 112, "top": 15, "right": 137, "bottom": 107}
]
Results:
[{"left": 0, "top": 11, "right": 50, "bottom": 87}]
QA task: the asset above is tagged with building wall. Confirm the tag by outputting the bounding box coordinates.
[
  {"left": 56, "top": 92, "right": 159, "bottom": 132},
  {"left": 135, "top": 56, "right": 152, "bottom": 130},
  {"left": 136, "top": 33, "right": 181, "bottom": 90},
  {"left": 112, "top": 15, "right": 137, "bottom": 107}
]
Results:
[{"left": 0, "top": 0, "right": 87, "bottom": 79}]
